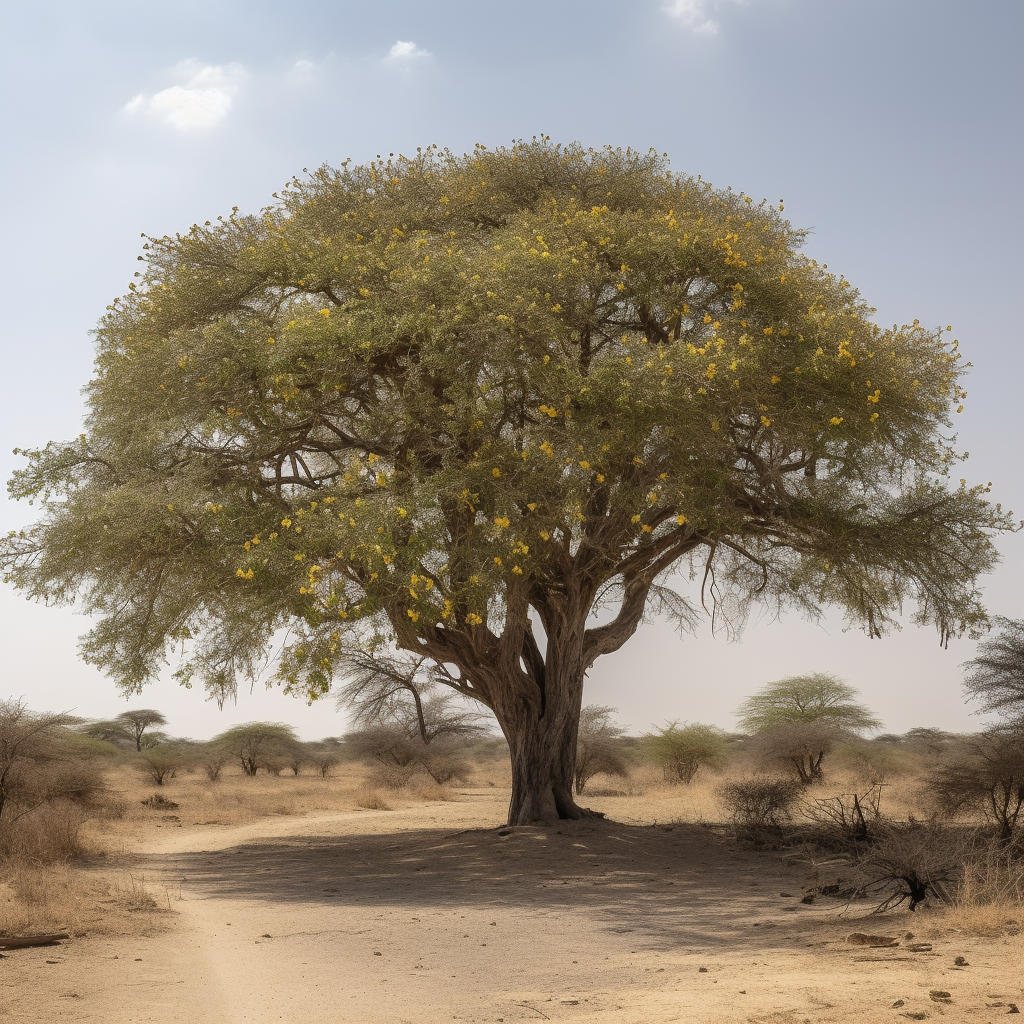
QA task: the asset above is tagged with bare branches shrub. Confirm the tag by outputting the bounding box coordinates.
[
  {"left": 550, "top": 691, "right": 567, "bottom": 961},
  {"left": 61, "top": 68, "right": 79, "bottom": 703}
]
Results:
[
  {"left": 855, "top": 822, "right": 967, "bottom": 911},
  {"left": 575, "top": 706, "right": 629, "bottom": 794},
  {"left": 746, "top": 720, "right": 845, "bottom": 785},
  {"left": 0, "top": 699, "right": 106, "bottom": 863},
  {"left": 929, "top": 730, "right": 1024, "bottom": 844},
  {"left": 419, "top": 740, "right": 472, "bottom": 785},
  {"left": 720, "top": 777, "right": 801, "bottom": 841}
]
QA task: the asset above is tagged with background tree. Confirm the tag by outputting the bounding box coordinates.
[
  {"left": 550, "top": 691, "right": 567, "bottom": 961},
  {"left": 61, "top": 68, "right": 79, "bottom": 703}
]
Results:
[
  {"left": 574, "top": 705, "right": 629, "bottom": 794},
  {"left": 738, "top": 674, "right": 880, "bottom": 784},
  {"left": 212, "top": 723, "right": 299, "bottom": 777},
  {"left": 2, "top": 140, "right": 1010, "bottom": 824},
  {"left": 115, "top": 709, "right": 169, "bottom": 751},
  {"left": 930, "top": 729, "right": 1024, "bottom": 844},
  {"left": 137, "top": 744, "right": 184, "bottom": 786},
  {"left": 0, "top": 700, "right": 105, "bottom": 858},
  {"left": 645, "top": 721, "right": 727, "bottom": 784},
  {"left": 83, "top": 709, "right": 168, "bottom": 751},
  {"left": 963, "top": 617, "right": 1024, "bottom": 728}
]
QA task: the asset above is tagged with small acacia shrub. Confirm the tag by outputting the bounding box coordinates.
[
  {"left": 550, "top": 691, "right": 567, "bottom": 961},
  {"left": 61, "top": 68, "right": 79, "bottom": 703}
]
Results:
[
  {"left": 720, "top": 777, "right": 801, "bottom": 838},
  {"left": 647, "top": 722, "right": 728, "bottom": 784}
]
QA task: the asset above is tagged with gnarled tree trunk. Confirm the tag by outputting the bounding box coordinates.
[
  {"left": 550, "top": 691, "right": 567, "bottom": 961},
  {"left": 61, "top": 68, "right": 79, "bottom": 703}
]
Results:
[{"left": 491, "top": 623, "right": 597, "bottom": 825}]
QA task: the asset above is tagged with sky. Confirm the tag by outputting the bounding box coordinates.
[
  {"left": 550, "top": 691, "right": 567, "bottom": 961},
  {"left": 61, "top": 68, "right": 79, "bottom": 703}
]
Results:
[{"left": 0, "top": 0, "right": 1021, "bottom": 740}]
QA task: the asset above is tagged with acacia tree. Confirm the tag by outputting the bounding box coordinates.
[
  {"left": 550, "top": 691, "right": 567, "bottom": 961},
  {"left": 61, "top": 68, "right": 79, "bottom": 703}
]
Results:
[
  {"left": 0, "top": 141, "right": 1011, "bottom": 824},
  {"left": 737, "top": 674, "right": 882, "bottom": 783}
]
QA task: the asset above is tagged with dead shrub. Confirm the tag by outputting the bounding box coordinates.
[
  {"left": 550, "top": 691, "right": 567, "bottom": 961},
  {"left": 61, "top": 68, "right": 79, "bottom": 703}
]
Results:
[
  {"left": 804, "top": 785, "right": 885, "bottom": 848},
  {"left": 0, "top": 799, "right": 90, "bottom": 862},
  {"left": 575, "top": 706, "right": 630, "bottom": 794},
  {"left": 855, "top": 822, "right": 967, "bottom": 912},
  {"left": 355, "top": 788, "right": 393, "bottom": 810},
  {"left": 929, "top": 729, "right": 1024, "bottom": 844},
  {"left": 720, "top": 776, "right": 802, "bottom": 840},
  {"left": 746, "top": 721, "right": 846, "bottom": 785}
]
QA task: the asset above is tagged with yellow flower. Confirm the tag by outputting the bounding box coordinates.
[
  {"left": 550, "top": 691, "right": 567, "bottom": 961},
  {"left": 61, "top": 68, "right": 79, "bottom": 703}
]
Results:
[
  {"left": 829, "top": 416, "right": 844, "bottom": 426},
  {"left": 870, "top": 412, "right": 879, "bottom": 422},
  {"left": 166, "top": 504, "right": 174, "bottom": 512},
  {"left": 465, "top": 612, "right": 483, "bottom": 626},
  {"left": 511, "top": 565, "right": 523, "bottom": 575},
  {"left": 579, "top": 460, "right": 591, "bottom": 470},
  {"left": 596, "top": 473, "right": 605, "bottom": 483},
  {"left": 494, "top": 556, "right": 502, "bottom": 565},
  {"left": 540, "top": 441, "right": 554, "bottom": 457},
  {"left": 492, "top": 468, "right": 501, "bottom": 478},
  {"left": 527, "top": 502, "right": 538, "bottom": 511},
  {"left": 631, "top": 514, "right": 642, "bottom": 524},
  {"left": 294, "top": 553, "right": 305, "bottom": 561},
  {"left": 770, "top": 375, "right": 781, "bottom": 384},
  {"left": 281, "top": 518, "right": 292, "bottom": 528},
  {"left": 269, "top": 532, "right": 278, "bottom": 540},
  {"left": 641, "top": 524, "right": 653, "bottom": 533},
  {"left": 407, "top": 609, "right": 419, "bottom": 622},
  {"left": 706, "top": 364, "right": 716, "bottom": 379},
  {"left": 676, "top": 515, "right": 687, "bottom": 525},
  {"left": 539, "top": 530, "right": 551, "bottom": 541},
  {"left": 760, "top": 415, "right": 772, "bottom": 428},
  {"left": 397, "top": 507, "right": 408, "bottom": 517},
  {"left": 494, "top": 516, "right": 511, "bottom": 529}
]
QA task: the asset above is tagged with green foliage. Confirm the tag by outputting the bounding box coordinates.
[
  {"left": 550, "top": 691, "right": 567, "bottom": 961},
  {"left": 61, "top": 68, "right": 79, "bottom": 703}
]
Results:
[
  {"left": 212, "top": 722, "right": 300, "bottom": 776},
  {"left": 0, "top": 140, "right": 1009, "bottom": 736},
  {"left": 645, "top": 720, "right": 727, "bottom": 783},
  {"left": 136, "top": 745, "right": 184, "bottom": 786},
  {"left": 963, "top": 617, "right": 1024, "bottom": 728},
  {"left": 736, "top": 673, "right": 881, "bottom": 733}
]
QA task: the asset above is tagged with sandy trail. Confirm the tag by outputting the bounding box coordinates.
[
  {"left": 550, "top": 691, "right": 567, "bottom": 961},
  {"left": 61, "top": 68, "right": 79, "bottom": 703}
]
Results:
[{"left": 5, "top": 796, "right": 1022, "bottom": 1023}]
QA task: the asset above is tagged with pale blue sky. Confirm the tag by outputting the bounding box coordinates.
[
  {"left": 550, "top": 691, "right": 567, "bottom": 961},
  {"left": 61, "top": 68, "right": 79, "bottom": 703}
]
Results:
[{"left": 1, "top": 0, "right": 1021, "bottom": 739}]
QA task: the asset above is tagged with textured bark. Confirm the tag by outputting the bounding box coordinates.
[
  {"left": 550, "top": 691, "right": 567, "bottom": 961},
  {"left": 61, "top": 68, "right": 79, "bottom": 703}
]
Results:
[{"left": 493, "top": 623, "right": 598, "bottom": 825}]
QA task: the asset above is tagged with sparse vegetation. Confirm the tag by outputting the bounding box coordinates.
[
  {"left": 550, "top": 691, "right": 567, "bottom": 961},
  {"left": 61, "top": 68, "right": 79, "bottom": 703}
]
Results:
[{"left": 646, "top": 721, "right": 727, "bottom": 784}]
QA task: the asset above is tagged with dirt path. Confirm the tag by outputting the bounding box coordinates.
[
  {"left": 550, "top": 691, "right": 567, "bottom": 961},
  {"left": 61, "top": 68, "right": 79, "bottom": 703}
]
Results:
[{"left": 4, "top": 797, "right": 1022, "bottom": 1023}]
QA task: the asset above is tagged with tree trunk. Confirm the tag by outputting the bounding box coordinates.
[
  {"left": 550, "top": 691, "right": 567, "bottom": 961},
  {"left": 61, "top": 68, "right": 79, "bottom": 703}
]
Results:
[{"left": 492, "top": 626, "right": 600, "bottom": 826}]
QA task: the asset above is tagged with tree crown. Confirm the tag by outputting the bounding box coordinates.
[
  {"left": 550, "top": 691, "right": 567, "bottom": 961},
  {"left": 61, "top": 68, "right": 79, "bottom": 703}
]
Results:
[
  {"left": 1, "top": 139, "right": 1011, "bottom": 707},
  {"left": 736, "top": 673, "right": 881, "bottom": 733}
]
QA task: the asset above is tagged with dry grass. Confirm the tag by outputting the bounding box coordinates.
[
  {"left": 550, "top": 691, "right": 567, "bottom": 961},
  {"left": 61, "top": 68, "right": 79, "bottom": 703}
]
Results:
[{"left": 0, "top": 861, "right": 165, "bottom": 937}]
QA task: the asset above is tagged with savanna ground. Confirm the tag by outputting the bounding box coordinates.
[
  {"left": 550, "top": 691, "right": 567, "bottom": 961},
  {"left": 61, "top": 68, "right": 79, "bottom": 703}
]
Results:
[{"left": 2, "top": 759, "right": 1023, "bottom": 1024}]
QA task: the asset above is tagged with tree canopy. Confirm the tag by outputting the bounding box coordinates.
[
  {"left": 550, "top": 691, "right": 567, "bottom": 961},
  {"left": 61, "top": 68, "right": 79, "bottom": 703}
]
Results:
[
  {"left": 736, "top": 673, "right": 881, "bottom": 733},
  {"left": 963, "top": 616, "right": 1024, "bottom": 728},
  {"left": 0, "top": 139, "right": 1011, "bottom": 822}
]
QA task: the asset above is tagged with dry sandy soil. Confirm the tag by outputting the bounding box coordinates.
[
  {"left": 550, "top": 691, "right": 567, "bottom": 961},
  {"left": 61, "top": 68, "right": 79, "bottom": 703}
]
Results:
[{"left": 3, "top": 791, "right": 1022, "bottom": 1024}]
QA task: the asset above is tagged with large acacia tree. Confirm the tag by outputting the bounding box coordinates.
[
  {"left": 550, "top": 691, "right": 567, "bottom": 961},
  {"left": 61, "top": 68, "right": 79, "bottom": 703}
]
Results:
[{"left": 1, "top": 141, "right": 1011, "bottom": 823}]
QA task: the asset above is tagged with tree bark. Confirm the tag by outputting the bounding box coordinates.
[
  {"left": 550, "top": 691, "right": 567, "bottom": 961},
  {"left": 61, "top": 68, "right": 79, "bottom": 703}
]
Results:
[{"left": 492, "top": 625, "right": 600, "bottom": 825}]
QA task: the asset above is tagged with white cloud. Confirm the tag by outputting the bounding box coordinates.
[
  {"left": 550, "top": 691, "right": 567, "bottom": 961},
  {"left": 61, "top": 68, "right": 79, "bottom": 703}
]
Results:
[
  {"left": 386, "top": 40, "right": 431, "bottom": 62},
  {"left": 123, "top": 60, "right": 246, "bottom": 130},
  {"left": 664, "top": 0, "right": 750, "bottom": 35}
]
